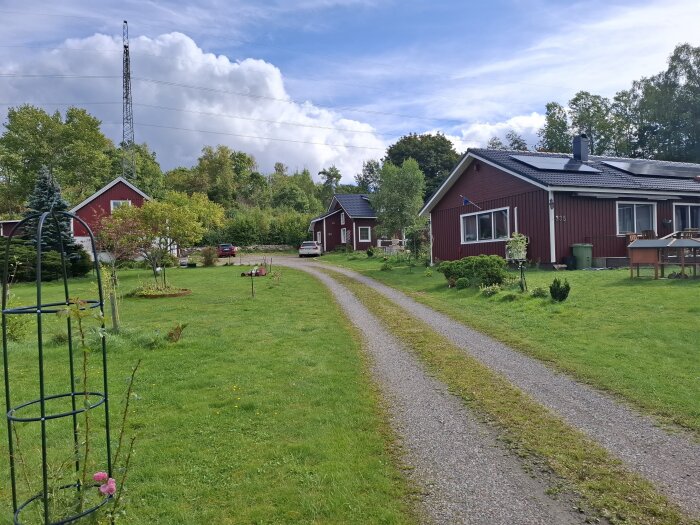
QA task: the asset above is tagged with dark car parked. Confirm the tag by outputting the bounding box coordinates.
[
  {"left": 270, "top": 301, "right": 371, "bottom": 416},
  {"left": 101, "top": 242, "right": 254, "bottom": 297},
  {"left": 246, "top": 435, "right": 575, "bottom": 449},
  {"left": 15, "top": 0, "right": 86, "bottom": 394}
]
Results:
[{"left": 217, "top": 243, "right": 238, "bottom": 257}]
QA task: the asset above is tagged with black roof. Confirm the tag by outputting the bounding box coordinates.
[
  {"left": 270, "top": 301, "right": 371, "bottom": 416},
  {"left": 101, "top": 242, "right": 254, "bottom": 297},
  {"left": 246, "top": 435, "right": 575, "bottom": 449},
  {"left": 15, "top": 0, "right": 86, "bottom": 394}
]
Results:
[
  {"left": 332, "top": 194, "right": 376, "bottom": 217},
  {"left": 470, "top": 148, "right": 700, "bottom": 194}
]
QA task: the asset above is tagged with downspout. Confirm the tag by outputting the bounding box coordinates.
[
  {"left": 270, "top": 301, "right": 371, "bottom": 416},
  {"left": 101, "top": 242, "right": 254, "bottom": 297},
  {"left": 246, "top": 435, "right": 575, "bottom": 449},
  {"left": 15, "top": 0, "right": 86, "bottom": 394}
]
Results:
[{"left": 548, "top": 190, "right": 556, "bottom": 263}]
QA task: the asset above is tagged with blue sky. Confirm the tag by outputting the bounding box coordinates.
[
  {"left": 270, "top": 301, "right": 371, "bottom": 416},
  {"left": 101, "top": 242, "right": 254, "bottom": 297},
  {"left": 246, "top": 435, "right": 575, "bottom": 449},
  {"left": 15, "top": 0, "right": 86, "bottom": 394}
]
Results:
[{"left": 1, "top": 0, "right": 699, "bottom": 182}]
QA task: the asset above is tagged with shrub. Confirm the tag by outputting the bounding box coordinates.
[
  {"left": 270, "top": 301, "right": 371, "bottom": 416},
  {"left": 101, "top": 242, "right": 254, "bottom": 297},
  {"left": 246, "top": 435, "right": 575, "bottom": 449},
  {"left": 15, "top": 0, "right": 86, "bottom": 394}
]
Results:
[
  {"left": 455, "top": 277, "right": 470, "bottom": 289},
  {"left": 366, "top": 247, "right": 375, "bottom": 257},
  {"left": 380, "top": 262, "right": 393, "bottom": 271},
  {"left": 550, "top": 278, "right": 571, "bottom": 302},
  {"left": 480, "top": 284, "right": 501, "bottom": 297},
  {"left": 424, "top": 268, "right": 433, "bottom": 278},
  {"left": 201, "top": 246, "right": 218, "bottom": 267},
  {"left": 437, "top": 255, "right": 508, "bottom": 288},
  {"left": 4, "top": 296, "right": 30, "bottom": 341},
  {"left": 530, "top": 286, "right": 548, "bottom": 298}
]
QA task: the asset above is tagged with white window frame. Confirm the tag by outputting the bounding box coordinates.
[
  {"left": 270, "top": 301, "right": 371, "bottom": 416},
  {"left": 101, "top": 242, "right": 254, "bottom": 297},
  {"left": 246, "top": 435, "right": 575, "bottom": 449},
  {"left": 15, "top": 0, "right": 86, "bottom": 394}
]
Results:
[
  {"left": 358, "top": 226, "right": 371, "bottom": 242},
  {"left": 460, "top": 207, "right": 510, "bottom": 244},
  {"left": 340, "top": 227, "right": 347, "bottom": 243},
  {"left": 672, "top": 202, "right": 700, "bottom": 231},
  {"left": 340, "top": 212, "right": 345, "bottom": 225},
  {"left": 110, "top": 199, "right": 131, "bottom": 211},
  {"left": 615, "top": 201, "right": 657, "bottom": 236}
]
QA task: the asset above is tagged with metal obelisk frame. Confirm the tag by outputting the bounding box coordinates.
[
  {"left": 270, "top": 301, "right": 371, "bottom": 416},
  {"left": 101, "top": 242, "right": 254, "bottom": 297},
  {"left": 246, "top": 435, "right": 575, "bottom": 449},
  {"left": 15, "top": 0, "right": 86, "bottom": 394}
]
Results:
[{"left": 1, "top": 211, "right": 112, "bottom": 524}]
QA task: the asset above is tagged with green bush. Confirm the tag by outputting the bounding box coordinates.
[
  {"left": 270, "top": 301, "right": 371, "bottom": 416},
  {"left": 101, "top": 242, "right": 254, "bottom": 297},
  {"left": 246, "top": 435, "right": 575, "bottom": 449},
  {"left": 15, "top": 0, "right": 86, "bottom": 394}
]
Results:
[
  {"left": 437, "top": 255, "right": 508, "bottom": 288},
  {"left": 550, "top": 278, "right": 571, "bottom": 302},
  {"left": 0, "top": 238, "right": 93, "bottom": 282},
  {"left": 366, "top": 247, "right": 375, "bottom": 257},
  {"left": 530, "top": 286, "right": 549, "bottom": 298},
  {"left": 424, "top": 268, "right": 433, "bottom": 278},
  {"left": 201, "top": 246, "right": 218, "bottom": 267},
  {"left": 455, "top": 277, "right": 470, "bottom": 289},
  {"left": 380, "top": 262, "right": 392, "bottom": 271},
  {"left": 70, "top": 248, "right": 92, "bottom": 278},
  {"left": 480, "top": 284, "right": 501, "bottom": 297},
  {"left": 4, "top": 295, "right": 30, "bottom": 341}
]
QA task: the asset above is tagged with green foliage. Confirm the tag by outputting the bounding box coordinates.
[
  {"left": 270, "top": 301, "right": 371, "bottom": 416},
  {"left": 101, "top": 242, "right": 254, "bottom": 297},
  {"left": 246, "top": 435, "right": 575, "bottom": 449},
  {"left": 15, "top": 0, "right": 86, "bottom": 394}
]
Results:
[
  {"left": 206, "top": 207, "right": 312, "bottom": 248},
  {"left": 3, "top": 294, "right": 31, "bottom": 341},
  {"left": 537, "top": 102, "right": 571, "bottom": 153},
  {"left": 366, "top": 247, "right": 375, "bottom": 257},
  {"left": 506, "top": 232, "right": 528, "bottom": 261},
  {"left": 437, "top": 255, "right": 508, "bottom": 287},
  {"left": 505, "top": 129, "right": 529, "bottom": 151},
  {"left": 0, "top": 238, "right": 91, "bottom": 282},
  {"left": 166, "top": 323, "right": 188, "bottom": 343},
  {"left": 501, "top": 292, "right": 518, "bottom": 302},
  {"left": 354, "top": 159, "right": 381, "bottom": 193},
  {"left": 550, "top": 278, "right": 571, "bottom": 302},
  {"left": 423, "top": 268, "right": 433, "bottom": 278},
  {"left": 380, "top": 261, "right": 392, "bottom": 271},
  {"left": 480, "top": 284, "right": 501, "bottom": 297},
  {"left": 371, "top": 158, "right": 425, "bottom": 238},
  {"left": 384, "top": 132, "right": 460, "bottom": 198},
  {"left": 530, "top": 286, "right": 549, "bottom": 298},
  {"left": 455, "top": 277, "right": 469, "bottom": 290},
  {"left": 201, "top": 246, "right": 218, "bottom": 267}
]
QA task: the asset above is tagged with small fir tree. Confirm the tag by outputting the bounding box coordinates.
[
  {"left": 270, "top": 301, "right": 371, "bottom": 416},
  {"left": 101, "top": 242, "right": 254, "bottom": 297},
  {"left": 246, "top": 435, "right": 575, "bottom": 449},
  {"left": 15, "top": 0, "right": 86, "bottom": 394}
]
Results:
[{"left": 23, "top": 167, "right": 82, "bottom": 261}]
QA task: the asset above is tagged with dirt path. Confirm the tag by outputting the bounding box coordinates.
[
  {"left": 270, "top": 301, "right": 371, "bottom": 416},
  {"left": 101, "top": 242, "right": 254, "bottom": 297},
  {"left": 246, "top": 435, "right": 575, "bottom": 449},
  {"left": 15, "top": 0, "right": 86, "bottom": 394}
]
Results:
[
  {"left": 284, "top": 258, "right": 700, "bottom": 518},
  {"left": 277, "top": 259, "right": 587, "bottom": 524}
]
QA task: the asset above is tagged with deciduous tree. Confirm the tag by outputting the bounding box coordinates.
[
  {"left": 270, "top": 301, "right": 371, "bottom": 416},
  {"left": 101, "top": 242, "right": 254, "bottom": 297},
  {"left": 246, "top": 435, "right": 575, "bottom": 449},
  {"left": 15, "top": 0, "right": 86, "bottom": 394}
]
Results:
[
  {"left": 537, "top": 102, "right": 571, "bottom": 153},
  {"left": 370, "top": 158, "right": 425, "bottom": 239}
]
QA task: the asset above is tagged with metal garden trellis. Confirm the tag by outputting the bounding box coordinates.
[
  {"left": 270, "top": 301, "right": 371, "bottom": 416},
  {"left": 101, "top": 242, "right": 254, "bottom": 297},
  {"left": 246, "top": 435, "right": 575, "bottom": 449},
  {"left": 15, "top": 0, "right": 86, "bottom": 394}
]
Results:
[{"left": 1, "top": 210, "right": 112, "bottom": 524}]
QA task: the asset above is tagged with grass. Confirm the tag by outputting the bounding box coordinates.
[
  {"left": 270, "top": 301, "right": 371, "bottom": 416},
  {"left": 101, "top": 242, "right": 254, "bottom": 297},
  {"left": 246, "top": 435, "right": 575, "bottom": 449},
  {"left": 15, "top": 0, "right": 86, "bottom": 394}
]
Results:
[
  {"left": 329, "top": 269, "right": 695, "bottom": 525},
  {"left": 0, "top": 264, "right": 418, "bottom": 524},
  {"left": 318, "top": 253, "right": 700, "bottom": 435}
]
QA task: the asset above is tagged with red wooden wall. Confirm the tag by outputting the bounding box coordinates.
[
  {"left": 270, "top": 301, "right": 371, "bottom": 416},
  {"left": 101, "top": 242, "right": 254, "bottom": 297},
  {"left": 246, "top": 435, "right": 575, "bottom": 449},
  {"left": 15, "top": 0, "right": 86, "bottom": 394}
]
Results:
[{"left": 73, "top": 182, "right": 146, "bottom": 237}]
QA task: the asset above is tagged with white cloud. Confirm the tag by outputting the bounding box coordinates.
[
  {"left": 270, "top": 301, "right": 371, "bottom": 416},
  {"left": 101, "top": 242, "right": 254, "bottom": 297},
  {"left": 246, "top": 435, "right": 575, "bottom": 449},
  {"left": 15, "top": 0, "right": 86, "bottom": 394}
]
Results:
[{"left": 0, "top": 31, "right": 385, "bottom": 183}]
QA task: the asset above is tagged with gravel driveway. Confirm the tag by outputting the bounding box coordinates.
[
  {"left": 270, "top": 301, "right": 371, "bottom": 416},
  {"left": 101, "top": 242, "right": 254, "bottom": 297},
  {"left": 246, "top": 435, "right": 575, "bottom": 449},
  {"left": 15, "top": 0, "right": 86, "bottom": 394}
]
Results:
[
  {"left": 282, "top": 258, "right": 700, "bottom": 519},
  {"left": 278, "top": 259, "right": 588, "bottom": 524}
]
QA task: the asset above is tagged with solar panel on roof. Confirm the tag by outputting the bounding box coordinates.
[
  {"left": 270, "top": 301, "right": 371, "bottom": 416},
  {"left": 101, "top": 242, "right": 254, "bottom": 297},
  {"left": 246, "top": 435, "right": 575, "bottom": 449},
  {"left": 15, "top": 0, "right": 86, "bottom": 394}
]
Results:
[
  {"left": 510, "top": 155, "right": 601, "bottom": 173},
  {"left": 602, "top": 160, "right": 700, "bottom": 179}
]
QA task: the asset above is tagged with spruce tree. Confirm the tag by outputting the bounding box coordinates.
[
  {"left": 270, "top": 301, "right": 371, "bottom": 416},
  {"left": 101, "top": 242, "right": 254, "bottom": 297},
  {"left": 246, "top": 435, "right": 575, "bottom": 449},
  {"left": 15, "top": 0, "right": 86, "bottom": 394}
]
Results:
[{"left": 23, "top": 167, "right": 82, "bottom": 261}]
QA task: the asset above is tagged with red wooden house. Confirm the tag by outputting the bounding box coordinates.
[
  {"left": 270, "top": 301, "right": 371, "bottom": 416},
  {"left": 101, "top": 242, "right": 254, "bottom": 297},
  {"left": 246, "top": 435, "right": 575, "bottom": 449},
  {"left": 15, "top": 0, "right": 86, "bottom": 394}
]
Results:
[
  {"left": 69, "top": 177, "right": 150, "bottom": 253},
  {"left": 420, "top": 135, "right": 700, "bottom": 266},
  {"left": 309, "top": 194, "right": 378, "bottom": 252}
]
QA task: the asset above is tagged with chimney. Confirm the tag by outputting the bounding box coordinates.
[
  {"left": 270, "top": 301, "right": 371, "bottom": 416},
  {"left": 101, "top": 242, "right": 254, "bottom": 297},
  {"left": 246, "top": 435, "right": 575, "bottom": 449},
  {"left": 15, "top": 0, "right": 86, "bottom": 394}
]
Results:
[{"left": 573, "top": 134, "right": 589, "bottom": 162}]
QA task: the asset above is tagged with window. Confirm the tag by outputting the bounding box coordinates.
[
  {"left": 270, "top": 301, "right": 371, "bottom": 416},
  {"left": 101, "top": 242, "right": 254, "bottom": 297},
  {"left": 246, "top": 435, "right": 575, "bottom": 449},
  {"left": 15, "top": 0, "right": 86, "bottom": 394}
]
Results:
[
  {"left": 616, "top": 202, "right": 655, "bottom": 235},
  {"left": 358, "top": 227, "right": 371, "bottom": 242},
  {"left": 110, "top": 200, "right": 131, "bottom": 211},
  {"left": 341, "top": 228, "right": 347, "bottom": 243},
  {"left": 673, "top": 204, "right": 700, "bottom": 231},
  {"left": 340, "top": 212, "right": 345, "bottom": 225},
  {"left": 460, "top": 207, "right": 509, "bottom": 244}
]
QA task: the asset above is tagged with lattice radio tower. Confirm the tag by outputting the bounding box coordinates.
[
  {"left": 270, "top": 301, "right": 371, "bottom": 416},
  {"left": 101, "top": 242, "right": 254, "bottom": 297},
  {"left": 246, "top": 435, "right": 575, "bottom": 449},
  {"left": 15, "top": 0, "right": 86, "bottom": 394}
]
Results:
[{"left": 122, "top": 20, "right": 136, "bottom": 179}]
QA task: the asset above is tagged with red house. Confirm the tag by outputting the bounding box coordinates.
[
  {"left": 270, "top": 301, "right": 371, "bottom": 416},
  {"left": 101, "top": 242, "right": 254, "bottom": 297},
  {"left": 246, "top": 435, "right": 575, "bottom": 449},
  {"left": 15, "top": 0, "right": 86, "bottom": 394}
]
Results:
[
  {"left": 69, "top": 177, "right": 150, "bottom": 253},
  {"left": 420, "top": 135, "right": 700, "bottom": 266},
  {"left": 309, "top": 194, "right": 378, "bottom": 252}
]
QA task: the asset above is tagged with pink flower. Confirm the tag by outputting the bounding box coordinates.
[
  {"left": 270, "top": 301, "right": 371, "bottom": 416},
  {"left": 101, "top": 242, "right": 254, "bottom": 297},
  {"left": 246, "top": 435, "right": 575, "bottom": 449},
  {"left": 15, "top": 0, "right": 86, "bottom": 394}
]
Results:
[
  {"left": 93, "top": 472, "right": 108, "bottom": 482},
  {"left": 99, "top": 478, "right": 117, "bottom": 496}
]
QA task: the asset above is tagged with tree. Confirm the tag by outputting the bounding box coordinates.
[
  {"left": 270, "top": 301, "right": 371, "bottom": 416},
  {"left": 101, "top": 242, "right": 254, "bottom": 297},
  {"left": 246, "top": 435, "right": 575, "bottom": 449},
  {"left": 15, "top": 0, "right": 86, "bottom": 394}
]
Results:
[
  {"left": 505, "top": 129, "right": 529, "bottom": 151},
  {"left": 194, "top": 145, "right": 236, "bottom": 205},
  {"left": 537, "top": 102, "right": 571, "bottom": 152},
  {"left": 384, "top": 133, "right": 459, "bottom": 199},
  {"left": 487, "top": 136, "right": 506, "bottom": 150},
  {"left": 23, "top": 167, "right": 82, "bottom": 261},
  {"left": 318, "top": 165, "right": 342, "bottom": 203},
  {"left": 568, "top": 91, "right": 613, "bottom": 155},
  {"left": 271, "top": 183, "right": 311, "bottom": 212},
  {"left": 370, "top": 158, "right": 425, "bottom": 239},
  {"left": 354, "top": 159, "right": 381, "bottom": 193}
]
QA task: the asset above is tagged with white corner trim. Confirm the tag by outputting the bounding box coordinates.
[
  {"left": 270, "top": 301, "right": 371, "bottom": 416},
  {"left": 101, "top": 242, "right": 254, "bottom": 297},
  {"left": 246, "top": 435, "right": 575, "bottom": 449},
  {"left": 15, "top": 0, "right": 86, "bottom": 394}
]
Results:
[
  {"left": 548, "top": 190, "right": 556, "bottom": 263},
  {"left": 429, "top": 213, "right": 434, "bottom": 266},
  {"left": 322, "top": 217, "right": 327, "bottom": 252}
]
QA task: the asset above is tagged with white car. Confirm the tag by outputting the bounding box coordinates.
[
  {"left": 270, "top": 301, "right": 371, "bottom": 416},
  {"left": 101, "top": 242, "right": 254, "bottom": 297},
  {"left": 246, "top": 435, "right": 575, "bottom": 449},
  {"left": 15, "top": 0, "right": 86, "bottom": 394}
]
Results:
[{"left": 298, "top": 241, "right": 322, "bottom": 257}]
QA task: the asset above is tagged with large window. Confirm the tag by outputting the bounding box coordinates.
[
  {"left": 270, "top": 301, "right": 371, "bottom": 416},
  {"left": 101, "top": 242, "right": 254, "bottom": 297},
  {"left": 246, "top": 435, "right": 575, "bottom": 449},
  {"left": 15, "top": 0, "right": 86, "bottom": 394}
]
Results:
[
  {"left": 616, "top": 202, "right": 655, "bottom": 235},
  {"left": 358, "top": 226, "right": 371, "bottom": 242},
  {"left": 674, "top": 204, "right": 700, "bottom": 231},
  {"left": 460, "top": 207, "right": 509, "bottom": 244}
]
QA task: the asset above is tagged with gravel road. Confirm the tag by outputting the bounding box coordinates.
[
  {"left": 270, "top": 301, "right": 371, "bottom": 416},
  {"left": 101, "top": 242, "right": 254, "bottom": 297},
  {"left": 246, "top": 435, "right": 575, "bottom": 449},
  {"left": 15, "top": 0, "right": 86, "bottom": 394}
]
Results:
[
  {"left": 288, "top": 259, "right": 700, "bottom": 519},
  {"left": 279, "top": 259, "right": 587, "bottom": 524}
]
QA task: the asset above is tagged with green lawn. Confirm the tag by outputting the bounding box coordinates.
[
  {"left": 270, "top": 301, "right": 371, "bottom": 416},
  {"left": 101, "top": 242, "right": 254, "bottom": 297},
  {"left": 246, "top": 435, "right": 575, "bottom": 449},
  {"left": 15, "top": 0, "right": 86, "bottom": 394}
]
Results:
[
  {"left": 318, "top": 253, "right": 700, "bottom": 435},
  {"left": 0, "top": 265, "right": 417, "bottom": 524}
]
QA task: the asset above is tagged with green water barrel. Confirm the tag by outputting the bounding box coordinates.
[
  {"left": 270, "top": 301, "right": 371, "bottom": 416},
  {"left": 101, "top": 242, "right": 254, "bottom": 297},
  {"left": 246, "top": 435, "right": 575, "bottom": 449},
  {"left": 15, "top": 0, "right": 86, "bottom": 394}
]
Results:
[{"left": 571, "top": 243, "right": 593, "bottom": 269}]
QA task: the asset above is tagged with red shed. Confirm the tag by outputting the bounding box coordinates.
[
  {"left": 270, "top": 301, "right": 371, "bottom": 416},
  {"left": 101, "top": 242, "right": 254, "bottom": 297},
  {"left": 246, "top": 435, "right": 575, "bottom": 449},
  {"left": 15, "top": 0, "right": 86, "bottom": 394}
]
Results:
[
  {"left": 69, "top": 177, "right": 150, "bottom": 252},
  {"left": 309, "top": 194, "right": 378, "bottom": 252},
  {"left": 421, "top": 135, "right": 700, "bottom": 267}
]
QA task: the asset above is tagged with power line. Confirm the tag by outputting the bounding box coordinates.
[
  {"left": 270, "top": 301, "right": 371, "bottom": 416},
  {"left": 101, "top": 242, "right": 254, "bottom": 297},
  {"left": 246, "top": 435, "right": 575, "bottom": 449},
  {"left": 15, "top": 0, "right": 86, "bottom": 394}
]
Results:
[{"left": 126, "top": 121, "right": 385, "bottom": 151}]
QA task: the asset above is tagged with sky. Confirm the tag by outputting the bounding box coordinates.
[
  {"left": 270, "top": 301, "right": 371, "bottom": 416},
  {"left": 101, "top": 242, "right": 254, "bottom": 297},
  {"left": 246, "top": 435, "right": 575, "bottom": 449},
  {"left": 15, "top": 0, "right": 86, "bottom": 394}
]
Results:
[{"left": 0, "top": 0, "right": 699, "bottom": 183}]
